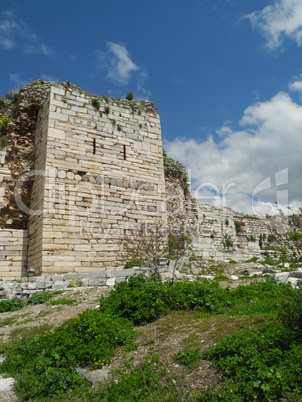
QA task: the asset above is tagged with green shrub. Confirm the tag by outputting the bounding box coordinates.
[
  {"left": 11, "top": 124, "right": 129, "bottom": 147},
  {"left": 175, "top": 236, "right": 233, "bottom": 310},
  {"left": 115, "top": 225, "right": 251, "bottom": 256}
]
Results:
[
  {"left": 0, "top": 115, "right": 10, "bottom": 129},
  {"left": 0, "top": 298, "right": 24, "bottom": 313},
  {"left": 91, "top": 98, "right": 100, "bottom": 110},
  {"left": 0, "top": 309, "right": 134, "bottom": 399},
  {"left": 97, "top": 359, "right": 178, "bottom": 401},
  {"left": 0, "top": 135, "right": 9, "bottom": 147},
  {"left": 27, "top": 291, "right": 52, "bottom": 306},
  {"left": 104, "top": 105, "right": 110, "bottom": 114},
  {"left": 100, "top": 274, "right": 169, "bottom": 325},
  {"left": 125, "top": 91, "right": 134, "bottom": 101},
  {"left": 172, "top": 346, "right": 202, "bottom": 371},
  {"left": 278, "top": 284, "right": 302, "bottom": 332},
  {"left": 229, "top": 278, "right": 295, "bottom": 317},
  {"left": 235, "top": 221, "right": 242, "bottom": 234},
  {"left": 99, "top": 275, "right": 231, "bottom": 325},
  {"left": 166, "top": 279, "right": 231, "bottom": 313},
  {"left": 124, "top": 260, "right": 142, "bottom": 269},
  {"left": 203, "top": 322, "right": 301, "bottom": 400},
  {"left": 223, "top": 234, "right": 234, "bottom": 250}
]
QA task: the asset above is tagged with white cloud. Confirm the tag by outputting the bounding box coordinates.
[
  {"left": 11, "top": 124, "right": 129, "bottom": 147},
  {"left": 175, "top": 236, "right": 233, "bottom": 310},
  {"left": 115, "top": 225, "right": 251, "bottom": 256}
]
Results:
[
  {"left": 0, "top": 10, "right": 54, "bottom": 56},
  {"left": 41, "top": 74, "right": 58, "bottom": 82},
  {"left": 96, "top": 42, "right": 139, "bottom": 85},
  {"left": 164, "top": 90, "right": 302, "bottom": 216},
  {"left": 289, "top": 75, "right": 302, "bottom": 100},
  {"left": 247, "top": 0, "right": 302, "bottom": 50},
  {"left": 136, "top": 70, "right": 151, "bottom": 99},
  {"left": 24, "top": 43, "right": 54, "bottom": 57},
  {"left": 9, "top": 73, "right": 28, "bottom": 88},
  {"left": 95, "top": 42, "right": 151, "bottom": 98},
  {"left": 0, "top": 16, "right": 18, "bottom": 49}
]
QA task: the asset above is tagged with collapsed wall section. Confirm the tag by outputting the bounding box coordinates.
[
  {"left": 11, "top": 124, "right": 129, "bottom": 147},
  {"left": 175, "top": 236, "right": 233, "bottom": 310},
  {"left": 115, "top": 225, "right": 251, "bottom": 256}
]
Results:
[
  {"left": 165, "top": 175, "right": 270, "bottom": 260},
  {"left": 28, "top": 86, "right": 167, "bottom": 274}
]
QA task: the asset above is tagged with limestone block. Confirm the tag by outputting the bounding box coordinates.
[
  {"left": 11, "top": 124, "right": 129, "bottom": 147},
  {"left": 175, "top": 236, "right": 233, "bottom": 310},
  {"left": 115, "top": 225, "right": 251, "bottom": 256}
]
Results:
[
  {"left": 106, "top": 278, "right": 116, "bottom": 287},
  {"left": 65, "top": 273, "right": 83, "bottom": 280},
  {"left": 80, "top": 278, "right": 89, "bottom": 286},
  {"left": 58, "top": 170, "right": 67, "bottom": 179},
  {"left": 67, "top": 172, "right": 75, "bottom": 180},
  {"left": 88, "top": 279, "right": 106, "bottom": 287},
  {"left": 27, "top": 282, "right": 37, "bottom": 290},
  {"left": 287, "top": 277, "right": 302, "bottom": 288},
  {"left": 52, "top": 281, "right": 65, "bottom": 290},
  {"left": 51, "top": 87, "right": 65, "bottom": 96},
  {"left": 52, "top": 274, "right": 65, "bottom": 282},
  {"left": 36, "top": 281, "right": 46, "bottom": 289},
  {"left": 48, "top": 127, "right": 66, "bottom": 140},
  {"left": 113, "top": 269, "right": 134, "bottom": 277},
  {"left": 275, "top": 272, "right": 290, "bottom": 283}
]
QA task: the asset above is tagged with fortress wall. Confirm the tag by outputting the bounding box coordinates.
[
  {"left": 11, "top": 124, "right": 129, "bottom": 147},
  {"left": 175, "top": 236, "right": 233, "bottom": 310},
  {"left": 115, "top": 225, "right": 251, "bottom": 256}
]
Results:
[
  {"left": 165, "top": 176, "right": 270, "bottom": 260},
  {"left": 0, "top": 229, "right": 28, "bottom": 280},
  {"left": 32, "top": 86, "right": 166, "bottom": 275},
  {"left": 27, "top": 91, "right": 51, "bottom": 274}
]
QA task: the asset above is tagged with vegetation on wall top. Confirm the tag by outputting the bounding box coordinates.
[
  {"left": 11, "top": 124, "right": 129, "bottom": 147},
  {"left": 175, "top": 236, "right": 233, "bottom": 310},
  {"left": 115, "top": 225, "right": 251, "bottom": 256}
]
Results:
[{"left": 163, "top": 150, "right": 188, "bottom": 184}]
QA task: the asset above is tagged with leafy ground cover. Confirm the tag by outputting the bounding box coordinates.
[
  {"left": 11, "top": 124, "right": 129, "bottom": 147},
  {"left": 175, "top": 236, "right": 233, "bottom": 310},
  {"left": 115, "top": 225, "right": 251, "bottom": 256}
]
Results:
[{"left": 0, "top": 270, "right": 302, "bottom": 401}]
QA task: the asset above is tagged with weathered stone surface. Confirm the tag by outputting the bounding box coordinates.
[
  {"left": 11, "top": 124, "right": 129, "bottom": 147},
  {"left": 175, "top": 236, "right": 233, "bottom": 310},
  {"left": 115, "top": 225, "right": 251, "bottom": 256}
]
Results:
[
  {"left": 52, "top": 281, "right": 65, "bottom": 289},
  {"left": 0, "top": 376, "right": 15, "bottom": 391},
  {"left": 106, "top": 278, "right": 116, "bottom": 287},
  {"left": 88, "top": 279, "right": 106, "bottom": 287},
  {"left": 27, "top": 282, "right": 37, "bottom": 290},
  {"left": 275, "top": 272, "right": 290, "bottom": 283},
  {"left": 76, "top": 367, "right": 111, "bottom": 385}
]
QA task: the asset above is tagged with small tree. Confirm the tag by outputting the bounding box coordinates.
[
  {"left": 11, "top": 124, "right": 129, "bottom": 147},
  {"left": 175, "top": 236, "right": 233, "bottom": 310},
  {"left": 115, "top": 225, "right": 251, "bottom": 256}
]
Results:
[{"left": 118, "top": 222, "right": 193, "bottom": 281}]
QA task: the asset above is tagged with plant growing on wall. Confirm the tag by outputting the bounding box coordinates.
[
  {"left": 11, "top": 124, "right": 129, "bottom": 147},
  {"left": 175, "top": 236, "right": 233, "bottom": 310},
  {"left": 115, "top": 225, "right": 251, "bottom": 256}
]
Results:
[
  {"left": 163, "top": 150, "right": 188, "bottom": 184},
  {"left": 235, "top": 221, "right": 242, "bottom": 234},
  {"left": 0, "top": 115, "right": 11, "bottom": 147},
  {"left": 125, "top": 91, "right": 134, "bottom": 101},
  {"left": 1, "top": 115, "right": 10, "bottom": 129},
  {"left": 118, "top": 222, "right": 193, "bottom": 280},
  {"left": 267, "top": 206, "right": 302, "bottom": 265},
  {"left": 91, "top": 98, "right": 100, "bottom": 110},
  {"left": 222, "top": 234, "right": 234, "bottom": 250}
]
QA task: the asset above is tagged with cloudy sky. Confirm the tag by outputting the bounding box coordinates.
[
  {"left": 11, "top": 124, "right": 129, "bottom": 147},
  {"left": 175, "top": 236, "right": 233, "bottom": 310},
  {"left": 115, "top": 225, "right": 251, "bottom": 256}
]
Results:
[{"left": 0, "top": 0, "right": 301, "bottom": 216}]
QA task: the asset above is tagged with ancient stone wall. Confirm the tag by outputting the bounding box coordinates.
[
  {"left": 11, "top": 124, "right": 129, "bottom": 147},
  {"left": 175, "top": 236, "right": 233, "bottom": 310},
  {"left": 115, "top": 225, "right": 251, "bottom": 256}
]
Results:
[
  {"left": 0, "top": 81, "right": 272, "bottom": 281},
  {"left": 27, "top": 86, "right": 166, "bottom": 275},
  {"left": 0, "top": 229, "right": 28, "bottom": 280},
  {"left": 0, "top": 83, "right": 51, "bottom": 229},
  {"left": 165, "top": 175, "right": 270, "bottom": 260}
]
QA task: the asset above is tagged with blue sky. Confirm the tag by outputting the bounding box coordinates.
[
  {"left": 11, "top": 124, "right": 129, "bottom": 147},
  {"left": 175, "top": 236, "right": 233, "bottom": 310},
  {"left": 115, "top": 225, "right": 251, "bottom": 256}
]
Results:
[{"left": 0, "top": 0, "right": 301, "bottom": 215}]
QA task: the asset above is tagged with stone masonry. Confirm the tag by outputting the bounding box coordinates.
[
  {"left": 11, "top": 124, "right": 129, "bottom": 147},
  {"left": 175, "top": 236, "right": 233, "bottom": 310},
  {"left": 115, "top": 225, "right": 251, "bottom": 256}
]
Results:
[
  {"left": 27, "top": 86, "right": 167, "bottom": 276},
  {"left": 0, "top": 82, "right": 270, "bottom": 280}
]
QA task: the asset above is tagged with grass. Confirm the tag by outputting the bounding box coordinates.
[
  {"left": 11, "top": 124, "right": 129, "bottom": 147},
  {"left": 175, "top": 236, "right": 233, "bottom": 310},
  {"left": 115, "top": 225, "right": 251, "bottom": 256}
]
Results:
[
  {"left": 49, "top": 298, "right": 77, "bottom": 306},
  {"left": 0, "top": 317, "right": 17, "bottom": 327},
  {"left": 0, "top": 275, "right": 302, "bottom": 401}
]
